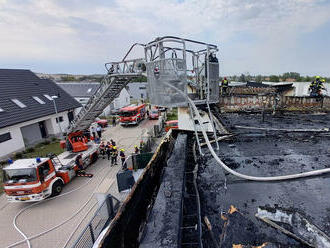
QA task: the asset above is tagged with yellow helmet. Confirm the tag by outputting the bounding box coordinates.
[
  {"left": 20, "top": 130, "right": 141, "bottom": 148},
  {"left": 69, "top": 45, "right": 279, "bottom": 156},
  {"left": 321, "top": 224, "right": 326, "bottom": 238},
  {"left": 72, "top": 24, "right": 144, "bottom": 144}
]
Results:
[
  {"left": 120, "top": 148, "right": 125, "bottom": 151},
  {"left": 315, "top": 76, "right": 320, "bottom": 79},
  {"left": 321, "top": 79, "right": 326, "bottom": 82},
  {"left": 113, "top": 146, "right": 117, "bottom": 149},
  {"left": 134, "top": 145, "right": 138, "bottom": 148}
]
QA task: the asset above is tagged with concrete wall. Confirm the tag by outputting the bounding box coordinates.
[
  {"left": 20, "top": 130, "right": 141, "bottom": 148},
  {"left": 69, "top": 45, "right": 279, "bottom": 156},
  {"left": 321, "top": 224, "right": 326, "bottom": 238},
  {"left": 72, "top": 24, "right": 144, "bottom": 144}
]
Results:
[
  {"left": 219, "top": 95, "right": 330, "bottom": 112},
  {"left": 127, "top": 82, "right": 148, "bottom": 100}
]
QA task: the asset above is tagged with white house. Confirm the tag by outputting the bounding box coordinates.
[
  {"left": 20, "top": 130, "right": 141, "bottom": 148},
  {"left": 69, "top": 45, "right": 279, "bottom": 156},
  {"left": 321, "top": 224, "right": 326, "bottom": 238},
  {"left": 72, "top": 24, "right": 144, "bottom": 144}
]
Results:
[
  {"left": 57, "top": 82, "right": 131, "bottom": 115},
  {"left": 0, "top": 69, "right": 81, "bottom": 159},
  {"left": 126, "top": 82, "right": 148, "bottom": 101}
]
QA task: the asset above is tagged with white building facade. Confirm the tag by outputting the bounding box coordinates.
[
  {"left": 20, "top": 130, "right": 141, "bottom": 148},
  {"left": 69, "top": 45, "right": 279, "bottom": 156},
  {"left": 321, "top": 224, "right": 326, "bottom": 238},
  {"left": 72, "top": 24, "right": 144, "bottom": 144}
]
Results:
[{"left": 0, "top": 69, "right": 81, "bottom": 159}]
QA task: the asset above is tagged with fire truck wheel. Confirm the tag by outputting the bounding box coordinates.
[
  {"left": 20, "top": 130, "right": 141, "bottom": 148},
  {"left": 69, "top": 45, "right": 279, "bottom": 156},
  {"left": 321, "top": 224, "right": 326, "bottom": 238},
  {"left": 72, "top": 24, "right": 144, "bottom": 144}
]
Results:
[{"left": 52, "top": 181, "right": 63, "bottom": 196}]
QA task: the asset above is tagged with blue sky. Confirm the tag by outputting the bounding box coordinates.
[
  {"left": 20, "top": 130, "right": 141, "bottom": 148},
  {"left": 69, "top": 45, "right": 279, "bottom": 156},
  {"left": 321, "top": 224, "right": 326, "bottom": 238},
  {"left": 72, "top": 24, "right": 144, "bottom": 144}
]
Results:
[{"left": 0, "top": 0, "right": 329, "bottom": 76}]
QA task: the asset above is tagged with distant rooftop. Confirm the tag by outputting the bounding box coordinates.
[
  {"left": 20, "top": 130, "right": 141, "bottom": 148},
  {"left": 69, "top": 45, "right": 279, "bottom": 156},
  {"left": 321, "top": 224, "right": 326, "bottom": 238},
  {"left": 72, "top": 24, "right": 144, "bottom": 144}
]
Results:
[{"left": 57, "top": 82, "right": 100, "bottom": 98}]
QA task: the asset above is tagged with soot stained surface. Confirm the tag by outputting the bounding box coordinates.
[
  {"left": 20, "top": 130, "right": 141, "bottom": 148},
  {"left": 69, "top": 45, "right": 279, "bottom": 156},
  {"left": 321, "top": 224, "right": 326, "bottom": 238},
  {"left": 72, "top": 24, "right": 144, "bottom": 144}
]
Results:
[
  {"left": 198, "top": 113, "right": 330, "bottom": 248},
  {"left": 140, "top": 133, "right": 187, "bottom": 248}
]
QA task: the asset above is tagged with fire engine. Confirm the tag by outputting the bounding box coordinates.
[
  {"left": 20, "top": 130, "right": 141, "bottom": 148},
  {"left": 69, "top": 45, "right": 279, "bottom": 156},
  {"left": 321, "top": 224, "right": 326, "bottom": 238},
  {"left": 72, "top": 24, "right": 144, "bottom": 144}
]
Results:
[
  {"left": 3, "top": 140, "right": 99, "bottom": 202},
  {"left": 119, "top": 104, "right": 146, "bottom": 126}
]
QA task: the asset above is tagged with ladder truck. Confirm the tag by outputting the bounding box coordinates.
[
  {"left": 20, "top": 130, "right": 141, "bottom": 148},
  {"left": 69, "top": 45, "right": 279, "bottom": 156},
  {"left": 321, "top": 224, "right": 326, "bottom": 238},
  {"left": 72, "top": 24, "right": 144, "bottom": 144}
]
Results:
[{"left": 3, "top": 51, "right": 146, "bottom": 202}]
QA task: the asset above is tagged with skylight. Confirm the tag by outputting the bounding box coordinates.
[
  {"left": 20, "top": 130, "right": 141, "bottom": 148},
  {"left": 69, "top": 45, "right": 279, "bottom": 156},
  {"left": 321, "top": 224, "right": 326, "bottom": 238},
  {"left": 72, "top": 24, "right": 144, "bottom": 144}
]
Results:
[
  {"left": 0, "top": 107, "right": 4, "bottom": 112},
  {"left": 11, "top": 99, "right": 27, "bottom": 108},
  {"left": 44, "top": 94, "right": 53, "bottom": 101},
  {"left": 87, "top": 88, "right": 92, "bottom": 93},
  {"left": 32, "top": 96, "right": 46, "bottom": 104}
]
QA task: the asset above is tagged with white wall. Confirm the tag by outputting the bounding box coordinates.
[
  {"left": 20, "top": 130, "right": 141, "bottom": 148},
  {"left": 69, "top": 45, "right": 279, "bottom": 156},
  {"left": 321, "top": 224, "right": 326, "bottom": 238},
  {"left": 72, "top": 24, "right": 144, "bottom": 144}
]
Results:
[
  {"left": 46, "top": 111, "right": 70, "bottom": 135},
  {"left": 0, "top": 110, "right": 72, "bottom": 159},
  {"left": 114, "top": 88, "right": 130, "bottom": 109},
  {"left": 0, "top": 126, "right": 25, "bottom": 159}
]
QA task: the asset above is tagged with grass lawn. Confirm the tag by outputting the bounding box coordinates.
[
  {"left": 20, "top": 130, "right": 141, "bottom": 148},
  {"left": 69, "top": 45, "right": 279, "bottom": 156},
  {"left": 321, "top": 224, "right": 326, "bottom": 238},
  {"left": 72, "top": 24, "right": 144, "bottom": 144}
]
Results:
[
  {"left": 166, "top": 107, "right": 178, "bottom": 121},
  {"left": 0, "top": 141, "right": 64, "bottom": 194},
  {"left": 25, "top": 141, "right": 64, "bottom": 158}
]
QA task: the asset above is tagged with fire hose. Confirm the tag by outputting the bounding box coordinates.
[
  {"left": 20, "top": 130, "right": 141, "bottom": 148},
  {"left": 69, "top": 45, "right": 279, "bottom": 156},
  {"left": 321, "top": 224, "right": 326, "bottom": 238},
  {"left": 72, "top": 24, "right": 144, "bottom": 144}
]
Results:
[
  {"left": 7, "top": 164, "right": 114, "bottom": 248},
  {"left": 164, "top": 81, "right": 330, "bottom": 181}
]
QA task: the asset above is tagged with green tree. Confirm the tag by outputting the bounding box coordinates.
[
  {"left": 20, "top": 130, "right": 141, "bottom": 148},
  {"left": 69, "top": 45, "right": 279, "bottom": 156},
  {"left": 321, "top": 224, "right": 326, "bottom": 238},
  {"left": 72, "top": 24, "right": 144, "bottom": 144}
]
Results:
[
  {"left": 61, "top": 75, "right": 76, "bottom": 81},
  {"left": 269, "top": 75, "right": 280, "bottom": 82},
  {"left": 255, "top": 75, "right": 263, "bottom": 83},
  {"left": 281, "top": 72, "right": 301, "bottom": 81},
  {"left": 239, "top": 74, "right": 246, "bottom": 82}
]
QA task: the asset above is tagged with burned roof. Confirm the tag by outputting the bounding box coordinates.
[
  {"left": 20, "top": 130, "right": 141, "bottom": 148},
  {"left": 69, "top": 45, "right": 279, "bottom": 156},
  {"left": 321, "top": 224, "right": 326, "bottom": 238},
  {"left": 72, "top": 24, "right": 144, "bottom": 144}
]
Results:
[
  {"left": 199, "top": 113, "right": 330, "bottom": 247},
  {"left": 0, "top": 69, "right": 81, "bottom": 128}
]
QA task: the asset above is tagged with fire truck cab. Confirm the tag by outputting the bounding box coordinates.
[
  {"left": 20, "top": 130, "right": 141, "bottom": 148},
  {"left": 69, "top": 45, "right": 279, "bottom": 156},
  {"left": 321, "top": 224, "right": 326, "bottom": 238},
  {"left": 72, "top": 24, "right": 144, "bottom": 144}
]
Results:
[
  {"left": 3, "top": 158, "right": 65, "bottom": 202},
  {"left": 3, "top": 143, "right": 99, "bottom": 202},
  {"left": 119, "top": 104, "right": 146, "bottom": 126}
]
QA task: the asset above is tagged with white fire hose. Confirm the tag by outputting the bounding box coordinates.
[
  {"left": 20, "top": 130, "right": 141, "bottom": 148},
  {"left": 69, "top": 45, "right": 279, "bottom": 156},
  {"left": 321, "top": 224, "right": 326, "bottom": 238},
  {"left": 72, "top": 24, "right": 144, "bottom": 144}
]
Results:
[{"left": 164, "top": 81, "right": 330, "bottom": 181}]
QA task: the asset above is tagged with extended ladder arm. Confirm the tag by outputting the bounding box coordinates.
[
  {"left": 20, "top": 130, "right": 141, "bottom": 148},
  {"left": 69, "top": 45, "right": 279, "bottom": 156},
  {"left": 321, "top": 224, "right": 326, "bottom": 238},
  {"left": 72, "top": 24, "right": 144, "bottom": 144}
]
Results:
[{"left": 67, "top": 58, "right": 145, "bottom": 133}]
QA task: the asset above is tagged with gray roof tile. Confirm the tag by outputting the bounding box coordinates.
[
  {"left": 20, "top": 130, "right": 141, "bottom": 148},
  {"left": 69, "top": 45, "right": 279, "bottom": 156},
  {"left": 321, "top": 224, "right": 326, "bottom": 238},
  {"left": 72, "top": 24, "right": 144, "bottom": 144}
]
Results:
[
  {"left": 57, "top": 82, "right": 100, "bottom": 98},
  {"left": 0, "top": 69, "right": 81, "bottom": 129}
]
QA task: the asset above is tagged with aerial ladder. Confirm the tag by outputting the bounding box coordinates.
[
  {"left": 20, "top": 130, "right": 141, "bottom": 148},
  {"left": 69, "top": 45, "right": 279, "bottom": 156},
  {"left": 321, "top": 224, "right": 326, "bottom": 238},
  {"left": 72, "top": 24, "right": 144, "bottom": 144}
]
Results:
[{"left": 65, "top": 45, "right": 146, "bottom": 152}]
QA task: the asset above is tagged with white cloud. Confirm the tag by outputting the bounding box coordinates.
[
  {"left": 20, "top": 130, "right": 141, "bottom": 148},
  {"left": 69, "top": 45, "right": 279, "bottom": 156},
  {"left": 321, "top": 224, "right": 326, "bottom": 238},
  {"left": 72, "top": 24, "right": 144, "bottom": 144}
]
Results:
[{"left": 0, "top": 0, "right": 329, "bottom": 74}]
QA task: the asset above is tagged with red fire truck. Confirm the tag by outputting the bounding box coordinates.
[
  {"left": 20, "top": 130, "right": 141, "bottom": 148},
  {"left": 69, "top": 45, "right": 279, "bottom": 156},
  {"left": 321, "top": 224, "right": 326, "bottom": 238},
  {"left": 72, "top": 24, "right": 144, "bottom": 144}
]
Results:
[
  {"left": 119, "top": 104, "right": 146, "bottom": 126},
  {"left": 3, "top": 145, "right": 99, "bottom": 202}
]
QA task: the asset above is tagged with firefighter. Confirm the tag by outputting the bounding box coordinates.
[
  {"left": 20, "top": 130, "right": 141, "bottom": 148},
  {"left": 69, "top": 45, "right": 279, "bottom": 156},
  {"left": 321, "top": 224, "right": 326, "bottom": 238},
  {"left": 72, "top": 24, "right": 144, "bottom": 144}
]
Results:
[
  {"left": 221, "top": 77, "right": 229, "bottom": 95},
  {"left": 91, "top": 126, "right": 96, "bottom": 141},
  {"left": 96, "top": 125, "right": 102, "bottom": 138},
  {"left": 75, "top": 154, "right": 85, "bottom": 174},
  {"left": 309, "top": 76, "right": 323, "bottom": 97},
  {"left": 134, "top": 145, "right": 139, "bottom": 154},
  {"left": 111, "top": 139, "right": 116, "bottom": 146},
  {"left": 111, "top": 146, "right": 118, "bottom": 166},
  {"left": 99, "top": 141, "right": 106, "bottom": 159},
  {"left": 120, "top": 149, "right": 126, "bottom": 169},
  {"left": 319, "top": 78, "right": 326, "bottom": 90},
  {"left": 106, "top": 142, "right": 112, "bottom": 160}
]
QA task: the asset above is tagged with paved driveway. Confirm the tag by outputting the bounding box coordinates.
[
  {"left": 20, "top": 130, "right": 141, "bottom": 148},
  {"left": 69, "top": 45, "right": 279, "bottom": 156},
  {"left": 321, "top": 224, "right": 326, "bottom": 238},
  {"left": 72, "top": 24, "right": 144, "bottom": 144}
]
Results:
[{"left": 0, "top": 119, "right": 158, "bottom": 248}]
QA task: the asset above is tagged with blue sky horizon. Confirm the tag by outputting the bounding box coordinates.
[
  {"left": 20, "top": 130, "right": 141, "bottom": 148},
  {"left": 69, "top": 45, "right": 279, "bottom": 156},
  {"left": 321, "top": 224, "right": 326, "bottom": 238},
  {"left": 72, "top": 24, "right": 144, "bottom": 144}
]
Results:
[{"left": 0, "top": 0, "right": 329, "bottom": 76}]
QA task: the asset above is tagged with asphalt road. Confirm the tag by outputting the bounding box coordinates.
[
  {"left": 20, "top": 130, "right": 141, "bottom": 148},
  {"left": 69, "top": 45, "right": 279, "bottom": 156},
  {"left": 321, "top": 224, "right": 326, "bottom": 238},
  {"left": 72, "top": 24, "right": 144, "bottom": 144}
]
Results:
[{"left": 0, "top": 119, "right": 158, "bottom": 248}]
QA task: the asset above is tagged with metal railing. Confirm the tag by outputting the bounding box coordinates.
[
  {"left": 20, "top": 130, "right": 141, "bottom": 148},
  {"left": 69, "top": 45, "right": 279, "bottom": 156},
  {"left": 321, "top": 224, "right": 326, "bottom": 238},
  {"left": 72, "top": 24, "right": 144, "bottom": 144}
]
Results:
[{"left": 71, "top": 195, "right": 120, "bottom": 248}]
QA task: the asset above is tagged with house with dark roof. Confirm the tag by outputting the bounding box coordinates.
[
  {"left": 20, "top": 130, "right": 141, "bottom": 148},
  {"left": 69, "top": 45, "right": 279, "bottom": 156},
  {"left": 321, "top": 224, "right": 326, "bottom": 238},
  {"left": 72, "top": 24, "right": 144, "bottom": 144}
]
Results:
[
  {"left": 0, "top": 69, "right": 81, "bottom": 159},
  {"left": 126, "top": 82, "right": 148, "bottom": 101},
  {"left": 57, "top": 82, "right": 130, "bottom": 115}
]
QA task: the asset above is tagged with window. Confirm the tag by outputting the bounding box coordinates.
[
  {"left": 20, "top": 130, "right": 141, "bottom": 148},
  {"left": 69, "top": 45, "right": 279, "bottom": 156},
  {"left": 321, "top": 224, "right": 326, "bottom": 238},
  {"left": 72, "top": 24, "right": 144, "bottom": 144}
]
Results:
[
  {"left": 0, "top": 107, "right": 4, "bottom": 112},
  {"left": 38, "top": 161, "right": 51, "bottom": 179},
  {"left": 32, "top": 96, "right": 45, "bottom": 104},
  {"left": 11, "top": 99, "right": 26, "bottom": 108},
  {"left": 139, "top": 87, "right": 146, "bottom": 90},
  {"left": 0, "top": 132, "right": 11, "bottom": 143},
  {"left": 44, "top": 94, "right": 53, "bottom": 101},
  {"left": 3, "top": 168, "right": 37, "bottom": 183},
  {"left": 56, "top": 116, "right": 64, "bottom": 123},
  {"left": 141, "top": 94, "right": 144, "bottom": 98}
]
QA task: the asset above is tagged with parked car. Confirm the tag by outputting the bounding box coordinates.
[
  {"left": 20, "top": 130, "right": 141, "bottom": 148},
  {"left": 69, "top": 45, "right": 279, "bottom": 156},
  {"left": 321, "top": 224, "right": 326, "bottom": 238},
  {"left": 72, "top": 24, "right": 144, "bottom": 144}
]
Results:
[
  {"left": 149, "top": 109, "right": 160, "bottom": 120},
  {"left": 165, "top": 120, "right": 178, "bottom": 132},
  {"left": 96, "top": 119, "right": 108, "bottom": 127},
  {"left": 155, "top": 105, "right": 167, "bottom": 112}
]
